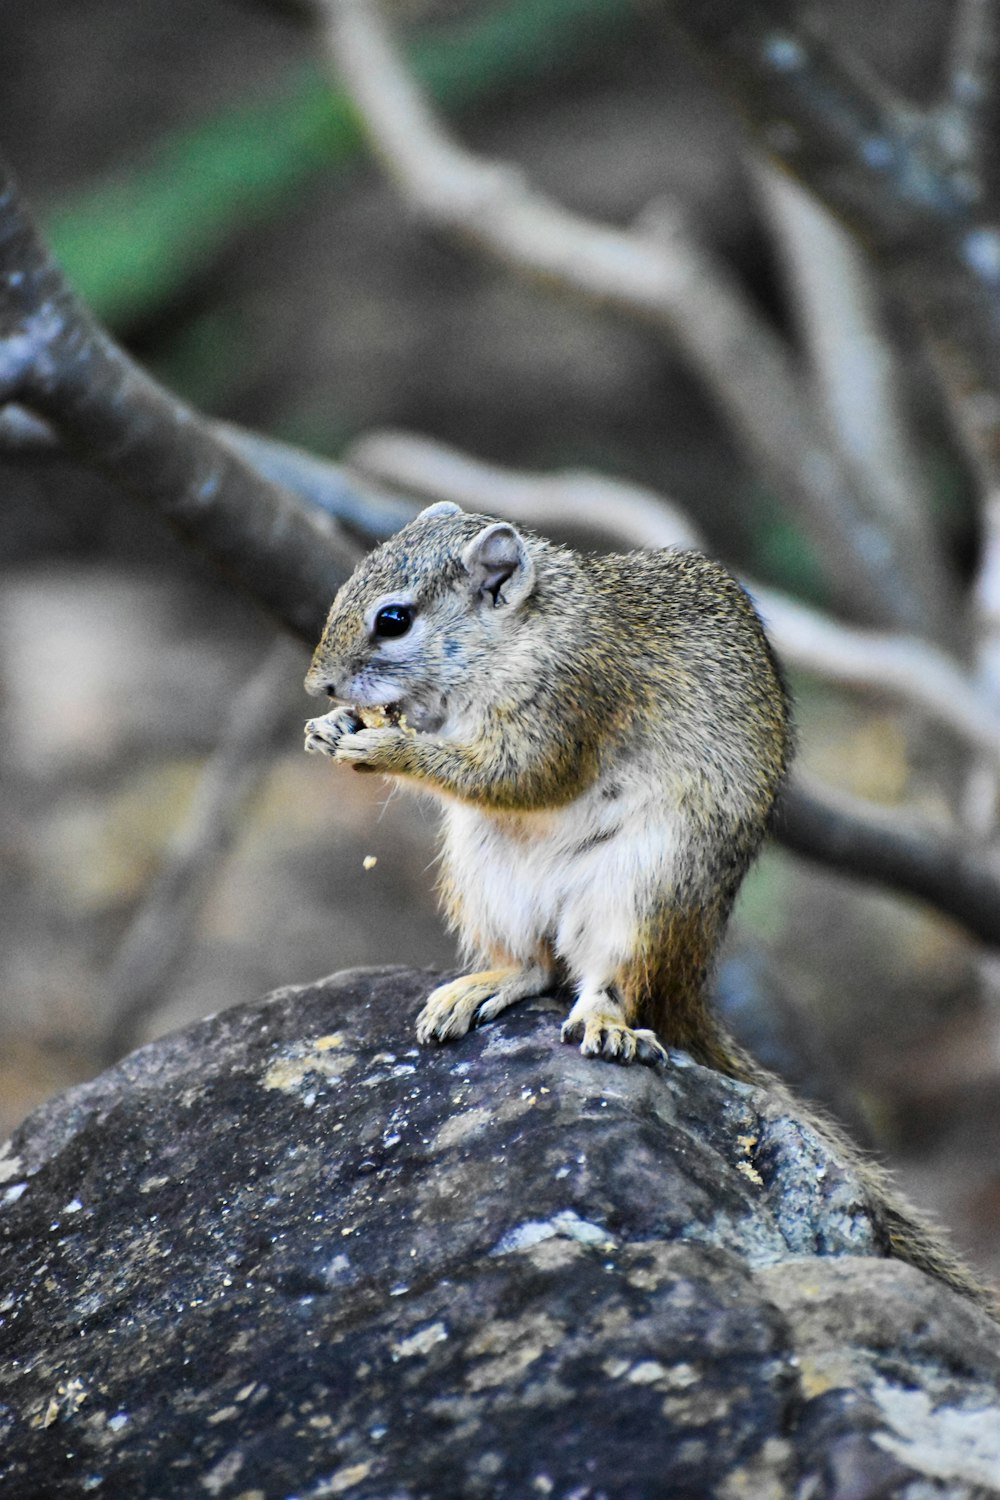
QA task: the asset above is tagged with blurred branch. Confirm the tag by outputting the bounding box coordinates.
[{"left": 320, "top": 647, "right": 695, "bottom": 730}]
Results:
[
  {"left": 346, "top": 428, "right": 703, "bottom": 550},
  {"left": 973, "top": 482, "right": 1000, "bottom": 690},
  {"left": 663, "top": 0, "right": 1000, "bottom": 415},
  {"left": 755, "top": 165, "right": 944, "bottom": 577},
  {"left": 99, "top": 637, "right": 307, "bottom": 1064},
  {"left": 0, "top": 161, "right": 359, "bottom": 642},
  {"left": 664, "top": 0, "right": 1000, "bottom": 662},
  {"left": 761, "top": 593, "right": 1000, "bottom": 769},
  {"left": 779, "top": 772, "right": 1000, "bottom": 947},
  {"left": 0, "top": 403, "right": 415, "bottom": 544},
  {"left": 315, "top": 0, "right": 955, "bottom": 638},
  {"left": 0, "top": 404, "right": 52, "bottom": 450},
  {"left": 944, "top": 0, "right": 1000, "bottom": 200},
  {"left": 351, "top": 428, "right": 1000, "bottom": 768},
  {"left": 212, "top": 420, "right": 414, "bottom": 541}
]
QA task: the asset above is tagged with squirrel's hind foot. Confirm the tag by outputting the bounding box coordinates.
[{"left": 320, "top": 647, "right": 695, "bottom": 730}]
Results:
[
  {"left": 561, "top": 992, "right": 667, "bottom": 1067},
  {"left": 416, "top": 964, "right": 553, "bottom": 1045}
]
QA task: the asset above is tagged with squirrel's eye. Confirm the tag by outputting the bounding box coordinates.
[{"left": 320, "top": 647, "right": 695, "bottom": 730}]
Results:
[{"left": 373, "top": 604, "right": 414, "bottom": 639}]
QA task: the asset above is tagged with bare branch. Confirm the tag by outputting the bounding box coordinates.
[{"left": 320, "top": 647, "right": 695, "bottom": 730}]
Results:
[
  {"left": 315, "top": 0, "right": 960, "bottom": 639},
  {"left": 974, "top": 485, "right": 1000, "bottom": 691},
  {"left": 0, "top": 402, "right": 417, "bottom": 546},
  {"left": 663, "top": 1, "right": 1000, "bottom": 612},
  {"left": 778, "top": 771, "right": 1000, "bottom": 947},
  {"left": 663, "top": 0, "right": 1000, "bottom": 347},
  {"left": 939, "top": 1, "right": 1000, "bottom": 699},
  {"left": 0, "top": 163, "right": 360, "bottom": 642},
  {"left": 346, "top": 429, "right": 703, "bottom": 550},
  {"left": 99, "top": 638, "right": 307, "bottom": 1063},
  {"left": 755, "top": 164, "right": 942, "bottom": 559},
  {"left": 761, "top": 593, "right": 1000, "bottom": 767},
  {"left": 944, "top": 0, "right": 1000, "bottom": 199},
  {"left": 0, "top": 403, "right": 52, "bottom": 450},
  {"left": 211, "top": 420, "right": 414, "bottom": 542}
]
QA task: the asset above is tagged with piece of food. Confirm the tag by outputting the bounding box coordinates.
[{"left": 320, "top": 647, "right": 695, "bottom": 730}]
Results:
[
  {"left": 359, "top": 705, "right": 394, "bottom": 729},
  {"left": 359, "top": 704, "right": 415, "bottom": 734}
]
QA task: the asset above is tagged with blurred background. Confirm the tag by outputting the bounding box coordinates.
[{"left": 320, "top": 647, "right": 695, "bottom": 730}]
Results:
[{"left": 2, "top": 0, "right": 998, "bottom": 1285}]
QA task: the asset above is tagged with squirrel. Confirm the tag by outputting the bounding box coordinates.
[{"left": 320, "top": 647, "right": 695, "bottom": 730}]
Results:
[{"left": 304, "top": 501, "right": 995, "bottom": 1314}]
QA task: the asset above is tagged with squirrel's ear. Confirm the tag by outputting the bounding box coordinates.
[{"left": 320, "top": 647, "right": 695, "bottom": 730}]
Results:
[
  {"left": 461, "top": 522, "right": 535, "bottom": 608},
  {"left": 416, "top": 501, "right": 462, "bottom": 521}
]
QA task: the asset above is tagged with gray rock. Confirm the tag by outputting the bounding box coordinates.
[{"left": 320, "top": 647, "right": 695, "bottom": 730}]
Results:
[{"left": 1, "top": 967, "right": 998, "bottom": 1499}]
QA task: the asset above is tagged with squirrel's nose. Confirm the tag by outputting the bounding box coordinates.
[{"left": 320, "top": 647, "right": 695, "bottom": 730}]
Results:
[{"left": 303, "top": 662, "right": 338, "bottom": 699}]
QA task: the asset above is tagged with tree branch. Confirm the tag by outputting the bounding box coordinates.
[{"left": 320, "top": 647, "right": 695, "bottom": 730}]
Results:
[
  {"left": 663, "top": 0, "right": 1000, "bottom": 351},
  {"left": 0, "top": 402, "right": 417, "bottom": 545},
  {"left": 346, "top": 428, "right": 703, "bottom": 550},
  {"left": 759, "top": 592, "right": 1000, "bottom": 770},
  {"left": 0, "top": 162, "right": 360, "bottom": 643},
  {"left": 778, "top": 772, "right": 1000, "bottom": 948},
  {"left": 944, "top": 0, "right": 1000, "bottom": 201},
  {"left": 211, "top": 420, "right": 415, "bottom": 542},
  {"left": 754, "top": 163, "right": 942, "bottom": 573},
  {"left": 663, "top": 0, "right": 1000, "bottom": 642}
]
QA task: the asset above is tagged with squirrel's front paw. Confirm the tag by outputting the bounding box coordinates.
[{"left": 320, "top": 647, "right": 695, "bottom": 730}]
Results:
[
  {"left": 417, "top": 966, "right": 546, "bottom": 1044},
  {"left": 333, "top": 725, "right": 407, "bottom": 771},
  {"left": 304, "top": 707, "right": 362, "bottom": 758}
]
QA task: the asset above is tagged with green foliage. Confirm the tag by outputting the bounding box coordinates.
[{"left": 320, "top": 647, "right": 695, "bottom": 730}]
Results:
[
  {"left": 746, "top": 485, "right": 830, "bottom": 605},
  {"left": 44, "top": 0, "right": 641, "bottom": 329}
]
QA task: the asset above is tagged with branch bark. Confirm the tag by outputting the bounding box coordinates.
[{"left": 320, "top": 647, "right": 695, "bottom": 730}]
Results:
[
  {"left": 944, "top": 0, "right": 1000, "bottom": 202},
  {"left": 347, "top": 428, "right": 704, "bottom": 550},
  {"left": 754, "top": 164, "right": 941, "bottom": 566},
  {"left": 778, "top": 772, "right": 1000, "bottom": 948},
  {"left": 663, "top": 0, "right": 1000, "bottom": 669},
  {"left": 0, "top": 402, "right": 416, "bottom": 545},
  {"left": 663, "top": 0, "right": 1000, "bottom": 406},
  {"left": 0, "top": 163, "right": 359, "bottom": 643}
]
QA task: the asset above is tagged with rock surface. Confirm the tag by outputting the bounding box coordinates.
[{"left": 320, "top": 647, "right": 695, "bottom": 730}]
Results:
[{"left": 1, "top": 966, "right": 999, "bottom": 1499}]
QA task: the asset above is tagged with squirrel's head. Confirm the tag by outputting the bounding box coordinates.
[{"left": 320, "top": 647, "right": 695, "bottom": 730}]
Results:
[{"left": 304, "top": 502, "right": 541, "bottom": 732}]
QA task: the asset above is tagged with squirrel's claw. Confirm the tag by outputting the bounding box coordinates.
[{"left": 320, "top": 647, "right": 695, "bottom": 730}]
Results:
[
  {"left": 331, "top": 725, "right": 406, "bottom": 769},
  {"left": 304, "top": 707, "right": 362, "bottom": 758},
  {"left": 417, "top": 964, "right": 552, "bottom": 1045},
  {"left": 561, "top": 1004, "right": 667, "bottom": 1068}
]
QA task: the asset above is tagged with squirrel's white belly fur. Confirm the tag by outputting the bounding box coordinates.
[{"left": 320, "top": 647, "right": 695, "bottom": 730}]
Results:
[{"left": 440, "top": 767, "right": 685, "bottom": 986}]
